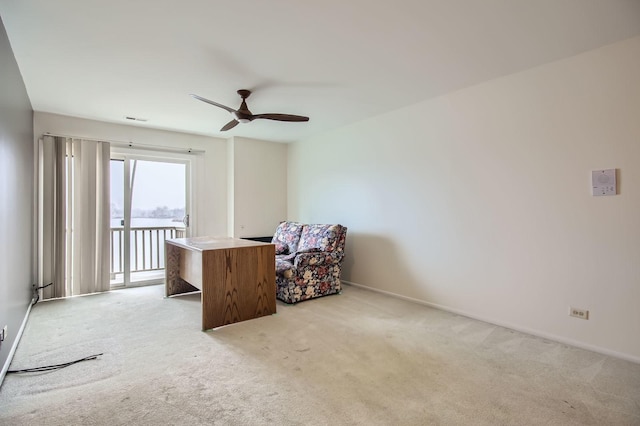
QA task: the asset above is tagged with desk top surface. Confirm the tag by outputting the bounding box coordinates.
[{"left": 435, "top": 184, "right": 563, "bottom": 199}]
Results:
[{"left": 166, "top": 236, "right": 273, "bottom": 252}]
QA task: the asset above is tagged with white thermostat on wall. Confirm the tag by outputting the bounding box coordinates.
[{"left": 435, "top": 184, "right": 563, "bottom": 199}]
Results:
[{"left": 592, "top": 169, "right": 616, "bottom": 196}]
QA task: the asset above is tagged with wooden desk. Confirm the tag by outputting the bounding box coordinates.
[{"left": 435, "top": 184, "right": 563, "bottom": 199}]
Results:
[{"left": 165, "top": 237, "right": 276, "bottom": 330}]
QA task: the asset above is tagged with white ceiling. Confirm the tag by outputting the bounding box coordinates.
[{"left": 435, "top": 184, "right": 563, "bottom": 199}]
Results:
[{"left": 2, "top": 1, "right": 640, "bottom": 143}]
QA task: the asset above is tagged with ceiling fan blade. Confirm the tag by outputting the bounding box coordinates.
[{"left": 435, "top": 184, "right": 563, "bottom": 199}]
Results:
[
  {"left": 190, "top": 94, "right": 235, "bottom": 113},
  {"left": 220, "top": 119, "right": 239, "bottom": 131},
  {"left": 252, "top": 113, "right": 309, "bottom": 122}
]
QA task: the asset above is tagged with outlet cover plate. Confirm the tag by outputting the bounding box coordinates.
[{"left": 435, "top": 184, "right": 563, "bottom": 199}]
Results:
[{"left": 569, "top": 307, "right": 589, "bottom": 320}]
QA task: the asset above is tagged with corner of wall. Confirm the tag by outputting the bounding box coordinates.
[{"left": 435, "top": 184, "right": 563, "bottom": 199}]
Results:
[{"left": 226, "top": 137, "right": 235, "bottom": 237}]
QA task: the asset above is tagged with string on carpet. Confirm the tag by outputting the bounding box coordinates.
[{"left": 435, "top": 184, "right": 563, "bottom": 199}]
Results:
[{"left": 7, "top": 353, "right": 104, "bottom": 374}]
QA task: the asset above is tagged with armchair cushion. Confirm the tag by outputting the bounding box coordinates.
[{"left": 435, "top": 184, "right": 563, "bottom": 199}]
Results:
[
  {"left": 271, "top": 221, "right": 304, "bottom": 254},
  {"left": 297, "top": 224, "right": 342, "bottom": 253}
]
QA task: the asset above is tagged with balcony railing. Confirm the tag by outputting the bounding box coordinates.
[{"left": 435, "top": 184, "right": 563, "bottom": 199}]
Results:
[{"left": 110, "top": 226, "right": 185, "bottom": 277}]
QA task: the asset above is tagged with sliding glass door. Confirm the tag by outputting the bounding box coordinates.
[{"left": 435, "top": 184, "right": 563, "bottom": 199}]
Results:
[{"left": 110, "top": 155, "right": 191, "bottom": 287}]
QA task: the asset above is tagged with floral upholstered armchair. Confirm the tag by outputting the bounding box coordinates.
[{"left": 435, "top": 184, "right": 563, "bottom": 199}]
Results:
[{"left": 272, "top": 221, "right": 347, "bottom": 304}]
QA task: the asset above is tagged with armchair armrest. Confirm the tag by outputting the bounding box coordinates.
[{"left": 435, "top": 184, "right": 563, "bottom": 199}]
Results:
[{"left": 294, "top": 250, "right": 344, "bottom": 268}]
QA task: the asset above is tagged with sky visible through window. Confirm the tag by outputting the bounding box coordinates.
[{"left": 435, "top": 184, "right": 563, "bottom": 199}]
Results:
[{"left": 110, "top": 159, "right": 185, "bottom": 222}]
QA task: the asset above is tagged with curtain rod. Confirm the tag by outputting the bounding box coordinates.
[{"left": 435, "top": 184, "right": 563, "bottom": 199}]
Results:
[{"left": 42, "top": 132, "right": 205, "bottom": 155}]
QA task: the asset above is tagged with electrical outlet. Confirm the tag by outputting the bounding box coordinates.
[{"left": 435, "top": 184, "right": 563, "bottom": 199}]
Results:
[
  {"left": 0, "top": 325, "right": 6, "bottom": 349},
  {"left": 569, "top": 307, "right": 589, "bottom": 320}
]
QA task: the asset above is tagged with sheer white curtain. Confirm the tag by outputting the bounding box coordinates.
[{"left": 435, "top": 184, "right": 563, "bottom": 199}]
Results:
[{"left": 39, "top": 136, "right": 110, "bottom": 299}]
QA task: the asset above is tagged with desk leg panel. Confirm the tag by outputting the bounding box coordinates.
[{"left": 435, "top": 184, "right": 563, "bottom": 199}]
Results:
[
  {"left": 253, "top": 245, "right": 276, "bottom": 316},
  {"left": 165, "top": 243, "right": 200, "bottom": 296},
  {"left": 201, "top": 245, "right": 276, "bottom": 329}
]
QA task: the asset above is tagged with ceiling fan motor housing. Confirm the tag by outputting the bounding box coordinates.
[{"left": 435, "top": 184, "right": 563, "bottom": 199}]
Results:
[
  {"left": 233, "top": 111, "right": 252, "bottom": 123},
  {"left": 234, "top": 96, "right": 253, "bottom": 122}
]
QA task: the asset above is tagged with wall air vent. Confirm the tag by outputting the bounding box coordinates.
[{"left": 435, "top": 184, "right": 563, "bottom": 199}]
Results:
[{"left": 124, "top": 116, "right": 148, "bottom": 122}]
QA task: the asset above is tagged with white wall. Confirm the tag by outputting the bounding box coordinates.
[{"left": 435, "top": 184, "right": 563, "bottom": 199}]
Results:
[
  {"left": 34, "top": 112, "right": 228, "bottom": 237},
  {"left": 0, "top": 15, "right": 34, "bottom": 378},
  {"left": 230, "top": 136, "right": 287, "bottom": 238},
  {"left": 226, "top": 138, "right": 235, "bottom": 237},
  {"left": 288, "top": 36, "right": 640, "bottom": 361}
]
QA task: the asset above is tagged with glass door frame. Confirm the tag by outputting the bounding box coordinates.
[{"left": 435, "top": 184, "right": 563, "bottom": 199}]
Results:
[{"left": 110, "top": 148, "right": 194, "bottom": 288}]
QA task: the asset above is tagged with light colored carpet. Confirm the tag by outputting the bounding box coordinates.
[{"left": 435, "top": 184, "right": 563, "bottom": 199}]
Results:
[{"left": 0, "top": 284, "right": 638, "bottom": 425}]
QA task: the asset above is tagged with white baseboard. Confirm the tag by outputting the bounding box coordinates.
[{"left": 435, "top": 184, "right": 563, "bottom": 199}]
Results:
[
  {"left": 342, "top": 280, "right": 640, "bottom": 364},
  {"left": 0, "top": 301, "right": 34, "bottom": 387}
]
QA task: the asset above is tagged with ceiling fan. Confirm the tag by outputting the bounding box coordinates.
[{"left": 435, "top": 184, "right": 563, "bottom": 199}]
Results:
[{"left": 190, "top": 89, "right": 309, "bottom": 131}]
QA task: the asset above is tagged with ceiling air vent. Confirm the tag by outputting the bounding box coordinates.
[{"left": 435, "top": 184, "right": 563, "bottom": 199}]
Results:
[{"left": 124, "top": 116, "right": 148, "bottom": 122}]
